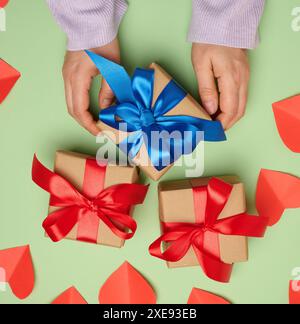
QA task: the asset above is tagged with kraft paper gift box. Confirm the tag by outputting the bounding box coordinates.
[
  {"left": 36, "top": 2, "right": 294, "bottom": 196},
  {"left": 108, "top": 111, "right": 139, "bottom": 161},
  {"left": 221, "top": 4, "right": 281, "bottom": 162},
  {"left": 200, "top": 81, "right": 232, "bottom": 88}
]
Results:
[
  {"left": 47, "top": 151, "right": 140, "bottom": 248},
  {"left": 97, "top": 64, "right": 211, "bottom": 181},
  {"left": 158, "top": 176, "right": 249, "bottom": 268},
  {"left": 92, "top": 60, "right": 223, "bottom": 182}
]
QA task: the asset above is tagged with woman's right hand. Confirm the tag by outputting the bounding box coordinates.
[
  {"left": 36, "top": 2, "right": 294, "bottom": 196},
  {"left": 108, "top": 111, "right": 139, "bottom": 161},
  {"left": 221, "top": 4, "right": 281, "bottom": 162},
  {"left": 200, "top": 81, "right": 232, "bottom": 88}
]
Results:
[{"left": 62, "top": 38, "right": 120, "bottom": 136}]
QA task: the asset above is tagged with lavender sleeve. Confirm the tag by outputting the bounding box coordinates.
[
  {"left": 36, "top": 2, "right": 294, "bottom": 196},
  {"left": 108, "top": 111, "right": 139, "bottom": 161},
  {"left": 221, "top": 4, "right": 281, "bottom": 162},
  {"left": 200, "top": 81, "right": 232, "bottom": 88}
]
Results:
[
  {"left": 188, "top": 0, "right": 265, "bottom": 49},
  {"left": 46, "top": 0, "right": 128, "bottom": 51}
]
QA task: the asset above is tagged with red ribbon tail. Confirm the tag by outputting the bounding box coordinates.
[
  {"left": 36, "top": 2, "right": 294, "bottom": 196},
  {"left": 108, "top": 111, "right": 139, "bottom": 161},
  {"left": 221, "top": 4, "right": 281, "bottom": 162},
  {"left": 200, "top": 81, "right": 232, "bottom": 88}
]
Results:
[
  {"left": 32, "top": 154, "right": 86, "bottom": 206},
  {"left": 214, "top": 214, "right": 269, "bottom": 238},
  {"left": 99, "top": 209, "right": 137, "bottom": 240},
  {"left": 92, "top": 183, "right": 149, "bottom": 241},
  {"left": 32, "top": 154, "right": 51, "bottom": 191},
  {"left": 149, "top": 231, "right": 194, "bottom": 262},
  {"left": 43, "top": 206, "right": 82, "bottom": 242},
  {"left": 193, "top": 247, "right": 233, "bottom": 283},
  {"left": 97, "top": 183, "right": 149, "bottom": 206}
]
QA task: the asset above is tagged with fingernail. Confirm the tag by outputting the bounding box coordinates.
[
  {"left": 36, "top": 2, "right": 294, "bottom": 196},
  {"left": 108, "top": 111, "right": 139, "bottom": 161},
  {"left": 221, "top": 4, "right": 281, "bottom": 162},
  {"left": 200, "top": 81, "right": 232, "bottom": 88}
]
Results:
[
  {"left": 203, "top": 101, "right": 217, "bottom": 115},
  {"left": 101, "top": 99, "right": 112, "bottom": 108}
]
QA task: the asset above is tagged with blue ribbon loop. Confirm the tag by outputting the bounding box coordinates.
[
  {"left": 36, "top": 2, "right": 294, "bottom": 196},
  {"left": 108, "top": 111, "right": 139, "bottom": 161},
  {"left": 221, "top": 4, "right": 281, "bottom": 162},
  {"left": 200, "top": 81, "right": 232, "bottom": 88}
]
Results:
[{"left": 86, "top": 50, "right": 226, "bottom": 171}]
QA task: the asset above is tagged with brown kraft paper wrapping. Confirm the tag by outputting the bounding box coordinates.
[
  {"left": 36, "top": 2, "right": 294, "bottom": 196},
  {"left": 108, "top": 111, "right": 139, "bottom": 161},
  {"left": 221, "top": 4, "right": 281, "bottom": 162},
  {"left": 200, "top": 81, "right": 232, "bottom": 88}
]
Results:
[
  {"left": 48, "top": 151, "right": 139, "bottom": 248},
  {"left": 97, "top": 63, "right": 211, "bottom": 182},
  {"left": 158, "top": 176, "right": 249, "bottom": 268}
]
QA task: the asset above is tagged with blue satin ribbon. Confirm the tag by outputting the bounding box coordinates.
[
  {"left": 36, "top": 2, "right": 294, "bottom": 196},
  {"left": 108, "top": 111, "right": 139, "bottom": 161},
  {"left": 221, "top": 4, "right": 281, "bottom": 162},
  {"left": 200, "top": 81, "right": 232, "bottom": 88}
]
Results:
[{"left": 86, "top": 50, "right": 226, "bottom": 171}]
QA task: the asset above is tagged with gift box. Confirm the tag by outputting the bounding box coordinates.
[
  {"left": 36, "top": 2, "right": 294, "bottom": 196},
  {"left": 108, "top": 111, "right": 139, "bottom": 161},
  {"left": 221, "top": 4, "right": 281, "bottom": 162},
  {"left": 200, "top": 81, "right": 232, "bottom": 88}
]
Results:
[
  {"left": 0, "top": 59, "right": 21, "bottom": 104},
  {"left": 149, "top": 176, "right": 268, "bottom": 283},
  {"left": 32, "top": 151, "right": 148, "bottom": 248},
  {"left": 86, "top": 51, "right": 226, "bottom": 181}
]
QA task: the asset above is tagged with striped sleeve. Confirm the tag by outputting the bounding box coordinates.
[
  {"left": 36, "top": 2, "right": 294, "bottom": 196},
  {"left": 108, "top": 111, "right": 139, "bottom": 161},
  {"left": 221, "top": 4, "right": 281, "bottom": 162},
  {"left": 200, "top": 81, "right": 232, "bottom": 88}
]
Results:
[
  {"left": 188, "top": 0, "right": 265, "bottom": 49},
  {"left": 46, "top": 0, "right": 128, "bottom": 51}
]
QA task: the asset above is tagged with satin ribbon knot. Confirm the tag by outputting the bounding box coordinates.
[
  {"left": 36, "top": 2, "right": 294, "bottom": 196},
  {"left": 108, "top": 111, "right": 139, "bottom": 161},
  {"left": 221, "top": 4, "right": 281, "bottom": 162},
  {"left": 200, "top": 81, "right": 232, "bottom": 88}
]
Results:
[
  {"left": 190, "top": 224, "right": 210, "bottom": 238},
  {"left": 86, "top": 199, "right": 100, "bottom": 213},
  {"left": 140, "top": 108, "right": 156, "bottom": 128},
  {"left": 85, "top": 51, "right": 227, "bottom": 171},
  {"left": 200, "top": 225, "right": 209, "bottom": 233}
]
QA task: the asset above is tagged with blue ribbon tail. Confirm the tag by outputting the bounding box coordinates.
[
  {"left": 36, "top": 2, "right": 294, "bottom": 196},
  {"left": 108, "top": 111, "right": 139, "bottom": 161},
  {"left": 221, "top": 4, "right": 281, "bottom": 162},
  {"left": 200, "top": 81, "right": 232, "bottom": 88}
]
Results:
[
  {"left": 157, "top": 115, "right": 226, "bottom": 142},
  {"left": 145, "top": 123, "right": 205, "bottom": 171},
  {"left": 132, "top": 68, "right": 155, "bottom": 110},
  {"left": 153, "top": 80, "right": 187, "bottom": 117},
  {"left": 85, "top": 50, "right": 135, "bottom": 104},
  {"left": 200, "top": 120, "right": 227, "bottom": 142},
  {"left": 119, "top": 132, "right": 144, "bottom": 161}
]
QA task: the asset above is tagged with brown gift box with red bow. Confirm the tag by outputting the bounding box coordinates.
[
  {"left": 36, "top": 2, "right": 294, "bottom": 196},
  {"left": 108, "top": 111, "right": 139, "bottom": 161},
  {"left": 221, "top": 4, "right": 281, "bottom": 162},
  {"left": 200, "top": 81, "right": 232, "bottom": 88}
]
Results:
[
  {"left": 158, "top": 176, "right": 249, "bottom": 268},
  {"left": 47, "top": 151, "right": 139, "bottom": 248}
]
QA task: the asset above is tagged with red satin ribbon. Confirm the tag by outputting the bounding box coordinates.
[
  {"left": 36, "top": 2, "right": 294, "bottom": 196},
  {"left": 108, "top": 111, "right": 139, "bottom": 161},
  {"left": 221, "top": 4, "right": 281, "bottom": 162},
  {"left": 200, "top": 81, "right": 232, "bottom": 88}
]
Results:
[
  {"left": 32, "top": 155, "right": 149, "bottom": 244},
  {"left": 149, "top": 178, "right": 269, "bottom": 283}
]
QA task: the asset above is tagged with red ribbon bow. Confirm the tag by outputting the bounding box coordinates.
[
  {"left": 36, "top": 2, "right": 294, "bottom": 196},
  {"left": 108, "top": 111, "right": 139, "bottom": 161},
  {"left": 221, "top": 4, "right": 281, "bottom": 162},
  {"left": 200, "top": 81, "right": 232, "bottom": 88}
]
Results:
[
  {"left": 32, "top": 155, "right": 149, "bottom": 243},
  {"left": 149, "top": 178, "right": 269, "bottom": 283}
]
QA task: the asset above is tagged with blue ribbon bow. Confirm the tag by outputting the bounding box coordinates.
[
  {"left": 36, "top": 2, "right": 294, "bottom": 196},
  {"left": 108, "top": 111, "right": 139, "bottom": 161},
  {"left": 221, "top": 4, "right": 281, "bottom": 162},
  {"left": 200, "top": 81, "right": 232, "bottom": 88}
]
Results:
[{"left": 86, "top": 51, "right": 226, "bottom": 171}]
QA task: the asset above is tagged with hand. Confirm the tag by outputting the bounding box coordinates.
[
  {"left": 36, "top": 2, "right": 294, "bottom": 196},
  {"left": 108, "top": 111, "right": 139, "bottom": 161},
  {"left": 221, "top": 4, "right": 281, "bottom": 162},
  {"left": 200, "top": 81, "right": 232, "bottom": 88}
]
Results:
[
  {"left": 62, "top": 38, "right": 120, "bottom": 136},
  {"left": 192, "top": 44, "right": 250, "bottom": 130}
]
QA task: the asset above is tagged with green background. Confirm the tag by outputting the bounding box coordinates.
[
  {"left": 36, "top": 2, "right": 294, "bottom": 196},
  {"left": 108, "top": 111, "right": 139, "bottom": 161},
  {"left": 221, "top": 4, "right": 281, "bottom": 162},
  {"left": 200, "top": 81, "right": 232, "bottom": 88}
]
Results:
[{"left": 1, "top": 0, "right": 300, "bottom": 305}]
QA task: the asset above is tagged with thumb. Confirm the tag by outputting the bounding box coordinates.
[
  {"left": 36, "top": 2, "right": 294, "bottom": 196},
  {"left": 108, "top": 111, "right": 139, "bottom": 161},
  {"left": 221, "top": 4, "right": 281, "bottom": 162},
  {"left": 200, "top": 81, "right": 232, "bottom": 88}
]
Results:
[
  {"left": 195, "top": 66, "right": 219, "bottom": 115},
  {"left": 99, "top": 79, "right": 115, "bottom": 109}
]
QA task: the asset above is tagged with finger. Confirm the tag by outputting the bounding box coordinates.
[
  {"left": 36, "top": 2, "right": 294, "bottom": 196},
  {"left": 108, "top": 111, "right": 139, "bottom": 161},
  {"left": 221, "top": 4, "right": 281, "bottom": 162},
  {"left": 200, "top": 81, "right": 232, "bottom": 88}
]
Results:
[
  {"left": 63, "top": 73, "right": 74, "bottom": 117},
  {"left": 226, "top": 81, "right": 248, "bottom": 129},
  {"left": 76, "top": 109, "right": 100, "bottom": 136},
  {"left": 72, "top": 73, "right": 100, "bottom": 136},
  {"left": 99, "top": 78, "right": 115, "bottom": 109},
  {"left": 195, "top": 64, "right": 219, "bottom": 115},
  {"left": 216, "top": 75, "right": 240, "bottom": 130}
]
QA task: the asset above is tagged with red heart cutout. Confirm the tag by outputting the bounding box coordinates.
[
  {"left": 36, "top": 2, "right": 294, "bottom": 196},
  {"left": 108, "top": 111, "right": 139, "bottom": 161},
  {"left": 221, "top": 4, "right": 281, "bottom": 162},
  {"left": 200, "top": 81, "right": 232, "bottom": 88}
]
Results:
[
  {"left": 187, "top": 288, "right": 230, "bottom": 304},
  {"left": 0, "top": 0, "right": 9, "bottom": 8},
  {"left": 273, "top": 95, "right": 300, "bottom": 153},
  {"left": 290, "top": 281, "right": 300, "bottom": 304},
  {"left": 0, "top": 245, "right": 35, "bottom": 299},
  {"left": 0, "top": 59, "right": 21, "bottom": 104},
  {"left": 256, "top": 169, "right": 300, "bottom": 226},
  {"left": 51, "top": 286, "right": 88, "bottom": 304},
  {"left": 99, "top": 261, "right": 156, "bottom": 304}
]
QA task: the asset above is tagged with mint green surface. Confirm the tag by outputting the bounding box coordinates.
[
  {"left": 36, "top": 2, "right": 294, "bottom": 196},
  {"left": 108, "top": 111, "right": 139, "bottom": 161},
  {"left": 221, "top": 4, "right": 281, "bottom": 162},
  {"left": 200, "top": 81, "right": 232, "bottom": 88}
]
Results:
[{"left": 1, "top": 0, "right": 300, "bottom": 305}]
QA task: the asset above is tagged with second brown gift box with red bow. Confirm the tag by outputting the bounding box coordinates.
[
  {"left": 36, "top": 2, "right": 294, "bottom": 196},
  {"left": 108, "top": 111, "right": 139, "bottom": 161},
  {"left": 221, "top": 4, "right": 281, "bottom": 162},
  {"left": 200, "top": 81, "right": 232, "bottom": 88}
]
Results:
[{"left": 149, "top": 176, "right": 269, "bottom": 283}]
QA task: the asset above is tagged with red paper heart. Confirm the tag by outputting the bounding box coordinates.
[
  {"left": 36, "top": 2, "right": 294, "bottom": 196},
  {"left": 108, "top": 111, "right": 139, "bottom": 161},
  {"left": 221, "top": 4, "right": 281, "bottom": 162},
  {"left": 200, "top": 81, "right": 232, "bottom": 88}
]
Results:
[
  {"left": 187, "top": 288, "right": 230, "bottom": 304},
  {"left": 256, "top": 169, "right": 300, "bottom": 226},
  {"left": 289, "top": 281, "right": 300, "bottom": 304},
  {"left": 0, "top": 245, "right": 35, "bottom": 299},
  {"left": 0, "top": 59, "right": 21, "bottom": 104},
  {"left": 51, "top": 286, "right": 88, "bottom": 304},
  {"left": 273, "top": 95, "right": 300, "bottom": 153},
  {"left": 99, "top": 261, "right": 156, "bottom": 304},
  {"left": 0, "top": 0, "right": 9, "bottom": 8}
]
